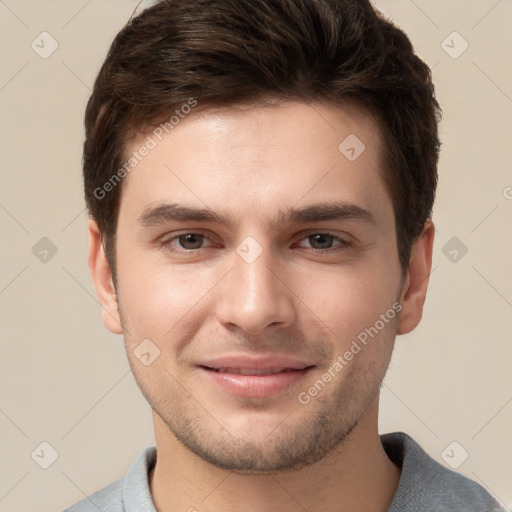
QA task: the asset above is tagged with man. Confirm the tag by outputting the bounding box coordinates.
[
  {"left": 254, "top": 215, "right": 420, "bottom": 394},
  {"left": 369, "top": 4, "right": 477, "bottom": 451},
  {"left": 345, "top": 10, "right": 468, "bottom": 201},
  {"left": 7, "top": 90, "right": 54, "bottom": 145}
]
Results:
[{"left": 64, "top": 0, "right": 506, "bottom": 510}]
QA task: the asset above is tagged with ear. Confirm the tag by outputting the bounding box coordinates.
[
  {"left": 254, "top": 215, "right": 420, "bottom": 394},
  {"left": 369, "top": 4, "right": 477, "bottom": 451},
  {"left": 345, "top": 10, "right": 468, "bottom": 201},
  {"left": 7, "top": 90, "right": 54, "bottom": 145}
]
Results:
[
  {"left": 88, "top": 219, "right": 123, "bottom": 334},
  {"left": 397, "top": 219, "right": 435, "bottom": 335}
]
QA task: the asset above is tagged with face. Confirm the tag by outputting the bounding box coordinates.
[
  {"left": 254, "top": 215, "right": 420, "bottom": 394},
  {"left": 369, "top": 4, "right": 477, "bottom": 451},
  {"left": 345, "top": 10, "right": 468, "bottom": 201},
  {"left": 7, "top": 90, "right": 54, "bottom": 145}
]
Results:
[{"left": 89, "top": 100, "right": 432, "bottom": 473}]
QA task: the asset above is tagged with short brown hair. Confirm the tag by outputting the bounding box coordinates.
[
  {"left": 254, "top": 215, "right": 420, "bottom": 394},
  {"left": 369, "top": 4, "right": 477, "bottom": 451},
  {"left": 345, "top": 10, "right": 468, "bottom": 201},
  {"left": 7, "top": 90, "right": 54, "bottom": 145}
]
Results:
[{"left": 83, "top": 0, "right": 441, "bottom": 279}]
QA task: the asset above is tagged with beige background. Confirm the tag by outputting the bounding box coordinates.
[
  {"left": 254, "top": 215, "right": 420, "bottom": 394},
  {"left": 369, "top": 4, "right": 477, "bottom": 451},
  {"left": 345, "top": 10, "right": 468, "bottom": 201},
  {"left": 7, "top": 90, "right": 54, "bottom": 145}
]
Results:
[{"left": 0, "top": 1, "right": 511, "bottom": 511}]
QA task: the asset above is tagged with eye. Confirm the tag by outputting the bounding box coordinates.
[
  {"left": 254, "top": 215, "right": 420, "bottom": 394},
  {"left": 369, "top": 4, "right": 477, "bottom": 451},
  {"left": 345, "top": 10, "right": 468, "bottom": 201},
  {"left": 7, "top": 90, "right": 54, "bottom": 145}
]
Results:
[
  {"left": 160, "top": 232, "right": 215, "bottom": 252},
  {"left": 296, "top": 233, "right": 351, "bottom": 252}
]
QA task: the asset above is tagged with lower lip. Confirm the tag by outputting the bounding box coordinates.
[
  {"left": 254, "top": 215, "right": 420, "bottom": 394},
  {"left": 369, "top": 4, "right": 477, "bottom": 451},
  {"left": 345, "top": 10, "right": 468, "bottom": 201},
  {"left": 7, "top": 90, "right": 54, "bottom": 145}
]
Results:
[{"left": 199, "top": 366, "right": 314, "bottom": 398}]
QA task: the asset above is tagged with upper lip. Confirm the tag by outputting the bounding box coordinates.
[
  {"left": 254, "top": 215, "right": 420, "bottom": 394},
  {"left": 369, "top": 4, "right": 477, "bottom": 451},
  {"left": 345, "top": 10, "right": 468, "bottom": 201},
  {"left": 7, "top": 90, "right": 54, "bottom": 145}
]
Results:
[{"left": 198, "top": 354, "right": 314, "bottom": 371}]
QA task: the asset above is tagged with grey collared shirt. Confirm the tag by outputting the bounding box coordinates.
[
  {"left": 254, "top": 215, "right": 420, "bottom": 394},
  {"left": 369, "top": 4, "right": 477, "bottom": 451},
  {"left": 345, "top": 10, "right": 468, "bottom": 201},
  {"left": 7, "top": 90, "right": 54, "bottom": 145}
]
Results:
[{"left": 63, "top": 432, "right": 507, "bottom": 511}]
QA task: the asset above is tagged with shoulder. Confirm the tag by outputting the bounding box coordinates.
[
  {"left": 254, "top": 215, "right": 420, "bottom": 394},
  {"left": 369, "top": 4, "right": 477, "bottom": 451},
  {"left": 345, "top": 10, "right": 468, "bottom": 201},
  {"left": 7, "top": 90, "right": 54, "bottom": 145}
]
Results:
[
  {"left": 62, "top": 478, "right": 124, "bottom": 512},
  {"left": 381, "top": 432, "right": 507, "bottom": 512},
  {"left": 61, "top": 446, "right": 157, "bottom": 512}
]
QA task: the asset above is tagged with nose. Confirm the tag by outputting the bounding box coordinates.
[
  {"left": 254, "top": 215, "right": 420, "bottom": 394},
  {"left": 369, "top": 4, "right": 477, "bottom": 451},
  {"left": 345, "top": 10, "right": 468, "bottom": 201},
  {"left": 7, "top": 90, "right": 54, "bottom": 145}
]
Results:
[{"left": 215, "top": 243, "right": 297, "bottom": 336}]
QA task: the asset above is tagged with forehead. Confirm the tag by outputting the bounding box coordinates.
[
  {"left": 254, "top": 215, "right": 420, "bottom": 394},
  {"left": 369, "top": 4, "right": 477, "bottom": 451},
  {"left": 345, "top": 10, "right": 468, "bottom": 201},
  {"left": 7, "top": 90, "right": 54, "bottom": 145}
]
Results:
[{"left": 118, "top": 100, "right": 391, "bottom": 228}]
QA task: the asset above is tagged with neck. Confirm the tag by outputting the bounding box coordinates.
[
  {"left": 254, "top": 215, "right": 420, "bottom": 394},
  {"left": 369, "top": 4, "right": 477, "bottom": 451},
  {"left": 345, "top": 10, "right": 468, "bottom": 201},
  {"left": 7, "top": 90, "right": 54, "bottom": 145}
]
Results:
[{"left": 149, "top": 397, "right": 401, "bottom": 512}]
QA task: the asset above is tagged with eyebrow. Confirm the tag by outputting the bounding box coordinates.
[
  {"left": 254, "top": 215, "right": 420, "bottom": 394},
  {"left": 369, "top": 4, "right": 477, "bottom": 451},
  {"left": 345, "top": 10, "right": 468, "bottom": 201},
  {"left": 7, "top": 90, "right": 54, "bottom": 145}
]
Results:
[{"left": 137, "top": 201, "right": 377, "bottom": 228}]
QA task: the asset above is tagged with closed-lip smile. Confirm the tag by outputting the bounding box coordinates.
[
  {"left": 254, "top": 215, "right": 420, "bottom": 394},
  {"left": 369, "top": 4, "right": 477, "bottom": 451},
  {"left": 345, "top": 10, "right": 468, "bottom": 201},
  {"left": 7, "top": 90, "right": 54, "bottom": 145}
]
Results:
[{"left": 197, "top": 353, "right": 316, "bottom": 397}]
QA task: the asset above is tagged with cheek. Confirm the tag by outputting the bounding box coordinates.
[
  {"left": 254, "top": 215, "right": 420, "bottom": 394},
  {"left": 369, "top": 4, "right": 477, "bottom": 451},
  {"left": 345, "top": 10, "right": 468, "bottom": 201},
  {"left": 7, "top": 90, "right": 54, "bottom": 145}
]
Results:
[
  {"left": 116, "top": 256, "right": 217, "bottom": 340},
  {"left": 296, "top": 264, "right": 399, "bottom": 348}
]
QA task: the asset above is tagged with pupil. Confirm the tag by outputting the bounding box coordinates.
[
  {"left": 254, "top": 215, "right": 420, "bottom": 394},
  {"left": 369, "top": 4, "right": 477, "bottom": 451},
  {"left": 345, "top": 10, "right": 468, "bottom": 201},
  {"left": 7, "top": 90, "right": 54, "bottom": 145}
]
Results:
[
  {"left": 311, "top": 234, "right": 331, "bottom": 249},
  {"left": 180, "top": 234, "right": 202, "bottom": 249}
]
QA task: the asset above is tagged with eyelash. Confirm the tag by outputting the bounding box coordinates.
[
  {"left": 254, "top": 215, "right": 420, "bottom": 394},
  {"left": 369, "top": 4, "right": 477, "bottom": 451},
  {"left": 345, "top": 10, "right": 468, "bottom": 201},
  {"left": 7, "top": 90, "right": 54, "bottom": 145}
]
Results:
[{"left": 159, "top": 232, "right": 351, "bottom": 255}]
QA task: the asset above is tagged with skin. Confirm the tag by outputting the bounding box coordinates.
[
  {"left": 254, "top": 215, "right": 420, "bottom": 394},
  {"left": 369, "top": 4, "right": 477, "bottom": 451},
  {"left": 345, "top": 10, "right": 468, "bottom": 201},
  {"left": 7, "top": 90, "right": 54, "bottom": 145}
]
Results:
[{"left": 89, "top": 100, "right": 434, "bottom": 512}]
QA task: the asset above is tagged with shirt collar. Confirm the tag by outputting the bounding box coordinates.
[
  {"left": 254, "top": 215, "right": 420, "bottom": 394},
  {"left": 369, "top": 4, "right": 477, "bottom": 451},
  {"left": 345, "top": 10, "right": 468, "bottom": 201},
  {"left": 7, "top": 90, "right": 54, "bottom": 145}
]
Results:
[{"left": 123, "top": 446, "right": 158, "bottom": 512}]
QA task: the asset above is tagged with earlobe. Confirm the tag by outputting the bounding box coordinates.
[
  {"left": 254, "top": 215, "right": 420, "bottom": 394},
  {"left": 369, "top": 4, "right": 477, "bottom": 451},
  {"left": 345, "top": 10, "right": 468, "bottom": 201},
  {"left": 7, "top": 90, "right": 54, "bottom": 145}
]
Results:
[
  {"left": 87, "top": 219, "right": 123, "bottom": 334},
  {"left": 396, "top": 219, "right": 435, "bottom": 335}
]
